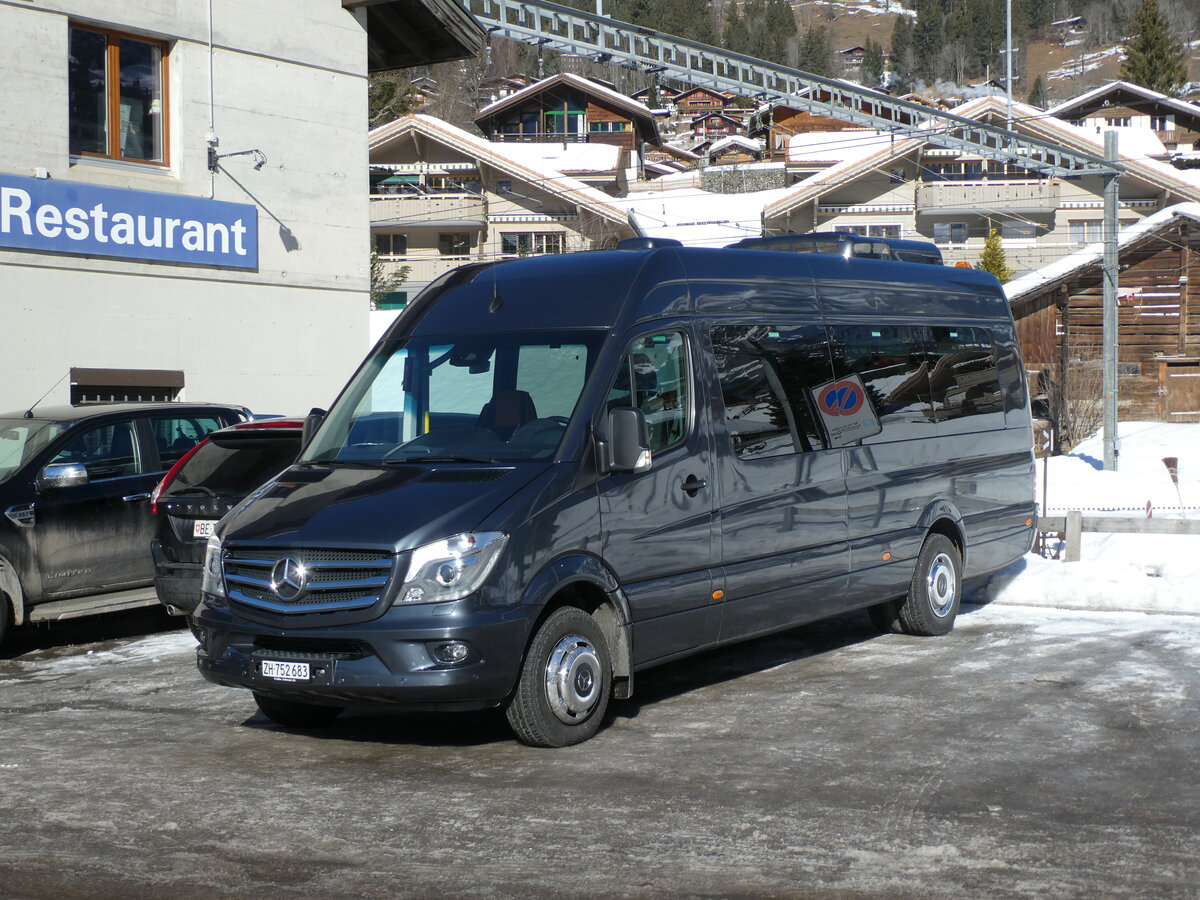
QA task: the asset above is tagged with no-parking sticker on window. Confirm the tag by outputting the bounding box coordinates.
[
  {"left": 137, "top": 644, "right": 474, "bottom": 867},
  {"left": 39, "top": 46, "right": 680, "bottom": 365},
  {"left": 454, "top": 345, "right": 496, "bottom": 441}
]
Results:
[{"left": 812, "top": 375, "right": 882, "bottom": 447}]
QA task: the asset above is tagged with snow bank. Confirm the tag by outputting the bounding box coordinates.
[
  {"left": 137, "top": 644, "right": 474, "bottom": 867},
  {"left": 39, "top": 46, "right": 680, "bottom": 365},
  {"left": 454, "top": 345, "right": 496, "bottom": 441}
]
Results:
[{"left": 978, "top": 422, "right": 1200, "bottom": 616}]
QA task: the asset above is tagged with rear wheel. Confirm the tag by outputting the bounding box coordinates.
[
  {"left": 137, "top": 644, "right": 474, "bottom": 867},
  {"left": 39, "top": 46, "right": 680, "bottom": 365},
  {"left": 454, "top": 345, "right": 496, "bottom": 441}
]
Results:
[
  {"left": 506, "top": 607, "right": 611, "bottom": 748},
  {"left": 895, "top": 533, "right": 962, "bottom": 636},
  {"left": 253, "top": 692, "right": 343, "bottom": 729}
]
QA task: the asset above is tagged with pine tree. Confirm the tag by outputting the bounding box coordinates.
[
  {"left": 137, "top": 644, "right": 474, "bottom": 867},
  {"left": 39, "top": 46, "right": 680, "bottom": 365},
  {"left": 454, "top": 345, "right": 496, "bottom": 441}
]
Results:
[
  {"left": 861, "top": 38, "right": 886, "bottom": 88},
  {"left": 1026, "top": 75, "right": 1048, "bottom": 109},
  {"left": 890, "top": 17, "right": 914, "bottom": 90},
  {"left": 979, "top": 228, "right": 1015, "bottom": 284},
  {"left": 797, "top": 26, "right": 835, "bottom": 78},
  {"left": 1120, "top": 0, "right": 1188, "bottom": 95}
]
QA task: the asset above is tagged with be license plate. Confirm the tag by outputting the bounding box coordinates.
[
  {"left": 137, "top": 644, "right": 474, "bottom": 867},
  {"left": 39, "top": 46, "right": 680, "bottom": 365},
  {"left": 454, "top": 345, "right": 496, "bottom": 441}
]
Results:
[
  {"left": 193, "top": 519, "right": 218, "bottom": 538},
  {"left": 261, "top": 660, "right": 310, "bottom": 682}
]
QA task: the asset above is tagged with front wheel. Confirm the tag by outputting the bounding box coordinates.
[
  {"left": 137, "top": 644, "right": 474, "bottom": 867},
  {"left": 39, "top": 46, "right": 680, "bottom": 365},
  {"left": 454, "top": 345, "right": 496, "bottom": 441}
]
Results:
[
  {"left": 506, "top": 607, "right": 611, "bottom": 747},
  {"left": 894, "top": 533, "right": 962, "bottom": 636},
  {"left": 253, "top": 692, "right": 343, "bottom": 729}
]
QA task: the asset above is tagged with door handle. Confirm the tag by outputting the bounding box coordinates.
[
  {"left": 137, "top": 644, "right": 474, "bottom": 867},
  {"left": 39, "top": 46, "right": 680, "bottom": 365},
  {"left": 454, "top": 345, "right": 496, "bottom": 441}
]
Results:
[
  {"left": 679, "top": 474, "right": 707, "bottom": 496},
  {"left": 122, "top": 493, "right": 151, "bottom": 503}
]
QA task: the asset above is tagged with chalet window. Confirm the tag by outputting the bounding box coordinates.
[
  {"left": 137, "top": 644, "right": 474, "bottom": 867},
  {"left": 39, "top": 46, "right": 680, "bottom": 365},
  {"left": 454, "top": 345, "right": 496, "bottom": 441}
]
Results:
[
  {"left": 69, "top": 25, "right": 167, "bottom": 164},
  {"left": 375, "top": 233, "right": 407, "bottom": 257},
  {"left": 933, "top": 222, "right": 968, "bottom": 244},
  {"left": 438, "top": 233, "right": 470, "bottom": 255},
  {"left": 1068, "top": 220, "right": 1102, "bottom": 243},
  {"left": 1105, "top": 116, "right": 1131, "bottom": 127},
  {"left": 589, "top": 121, "right": 630, "bottom": 133},
  {"left": 500, "top": 232, "right": 564, "bottom": 256},
  {"left": 1151, "top": 115, "right": 1172, "bottom": 131}
]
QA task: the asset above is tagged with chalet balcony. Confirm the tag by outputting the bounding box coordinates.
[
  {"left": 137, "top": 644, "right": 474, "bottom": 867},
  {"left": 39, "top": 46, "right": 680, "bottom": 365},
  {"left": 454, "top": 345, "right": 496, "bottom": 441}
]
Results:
[
  {"left": 492, "top": 132, "right": 588, "bottom": 143},
  {"left": 915, "top": 180, "right": 1062, "bottom": 216},
  {"left": 370, "top": 193, "right": 486, "bottom": 229}
]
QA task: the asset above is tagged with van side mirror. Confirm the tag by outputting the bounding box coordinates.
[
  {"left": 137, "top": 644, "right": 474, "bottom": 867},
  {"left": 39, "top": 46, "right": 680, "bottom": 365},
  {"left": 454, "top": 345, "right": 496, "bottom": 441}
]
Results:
[
  {"left": 603, "top": 408, "right": 652, "bottom": 474},
  {"left": 38, "top": 462, "right": 88, "bottom": 491},
  {"left": 302, "top": 407, "right": 326, "bottom": 445}
]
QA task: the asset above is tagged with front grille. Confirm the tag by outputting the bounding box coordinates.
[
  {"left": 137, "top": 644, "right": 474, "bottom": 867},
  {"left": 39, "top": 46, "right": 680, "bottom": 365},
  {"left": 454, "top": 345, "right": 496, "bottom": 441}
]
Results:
[
  {"left": 252, "top": 636, "right": 367, "bottom": 660},
  {"left": 223, "top": 546, "right": 396, "bottom": 615}
]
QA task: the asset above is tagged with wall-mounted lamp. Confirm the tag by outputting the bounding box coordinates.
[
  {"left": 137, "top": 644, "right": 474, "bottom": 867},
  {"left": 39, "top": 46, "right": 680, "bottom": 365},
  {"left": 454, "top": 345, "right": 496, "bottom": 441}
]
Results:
[{"left": 207, "top": 146, "right": 267, "bottom": 173}]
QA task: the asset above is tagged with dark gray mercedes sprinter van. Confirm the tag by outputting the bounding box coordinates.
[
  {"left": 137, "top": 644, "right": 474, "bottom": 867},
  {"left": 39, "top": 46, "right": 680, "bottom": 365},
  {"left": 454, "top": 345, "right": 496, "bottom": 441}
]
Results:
[{"left": 195, "top": 242, "right": 1036, "bottom": 746}]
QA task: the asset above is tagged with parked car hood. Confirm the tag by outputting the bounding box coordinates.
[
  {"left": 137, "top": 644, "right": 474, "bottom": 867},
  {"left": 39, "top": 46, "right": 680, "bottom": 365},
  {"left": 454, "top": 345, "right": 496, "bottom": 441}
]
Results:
[{"left": 219, "top": 462, "right": 547, "bottom": 551}]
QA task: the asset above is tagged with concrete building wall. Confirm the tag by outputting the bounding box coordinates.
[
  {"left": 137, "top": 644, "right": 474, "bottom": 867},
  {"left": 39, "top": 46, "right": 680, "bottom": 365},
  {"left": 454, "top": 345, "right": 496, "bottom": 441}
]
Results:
[{"left": 0, "top": 0, "right": 370, "bottom": 415}]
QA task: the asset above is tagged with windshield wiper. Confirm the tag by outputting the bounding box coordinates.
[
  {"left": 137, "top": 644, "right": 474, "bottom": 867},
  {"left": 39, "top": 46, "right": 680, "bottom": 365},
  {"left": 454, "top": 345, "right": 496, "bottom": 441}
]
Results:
[{"left": 383, "top": 454, "right": 496, "bottom": 465}]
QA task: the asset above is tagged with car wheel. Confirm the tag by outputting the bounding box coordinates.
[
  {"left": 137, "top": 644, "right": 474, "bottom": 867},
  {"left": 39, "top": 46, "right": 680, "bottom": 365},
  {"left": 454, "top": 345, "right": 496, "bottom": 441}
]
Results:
[
  {"left": 506, "top": 607, "right": 611, "bottom": 748},
  {"left": 253, "top": 692, "right": 343, "bottom": 729},
  {"left": 896, "top": 533, "right": 962, "bottom": 636}
]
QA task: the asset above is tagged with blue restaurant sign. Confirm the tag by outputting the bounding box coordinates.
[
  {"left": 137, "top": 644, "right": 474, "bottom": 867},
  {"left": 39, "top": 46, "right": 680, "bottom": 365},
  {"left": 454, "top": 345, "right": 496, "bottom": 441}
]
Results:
[{"left": 0, "top": 173, "right": 258, "bottom": 269}]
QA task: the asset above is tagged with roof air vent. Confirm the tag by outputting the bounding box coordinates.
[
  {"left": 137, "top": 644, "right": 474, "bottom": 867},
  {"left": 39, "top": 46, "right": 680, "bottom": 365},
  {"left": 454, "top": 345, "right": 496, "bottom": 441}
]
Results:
[{"left": 615, "top": 237, "right": 683, "bottom": 251}]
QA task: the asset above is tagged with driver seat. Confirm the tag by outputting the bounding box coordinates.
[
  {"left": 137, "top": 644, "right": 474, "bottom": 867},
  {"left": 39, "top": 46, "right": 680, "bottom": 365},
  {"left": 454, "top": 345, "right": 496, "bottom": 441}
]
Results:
[{"left": 477, "top": 390, "right": 537, "bottom": 439}]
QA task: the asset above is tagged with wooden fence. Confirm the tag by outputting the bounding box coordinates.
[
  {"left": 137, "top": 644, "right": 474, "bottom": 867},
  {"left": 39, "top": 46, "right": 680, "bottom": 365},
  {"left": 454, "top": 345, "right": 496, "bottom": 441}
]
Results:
[{"left": 1037, "top": 513, "right": 1200, "bottom": 562}]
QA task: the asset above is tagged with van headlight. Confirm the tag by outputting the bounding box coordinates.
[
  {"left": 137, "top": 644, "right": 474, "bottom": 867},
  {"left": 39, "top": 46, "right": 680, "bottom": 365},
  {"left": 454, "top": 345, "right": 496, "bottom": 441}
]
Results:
[
  {"left": 399, "top": 532, "right": 507, "bottom": 604},
  {"left": 201, "top": 533, "right": 226, "bottom": 601}
]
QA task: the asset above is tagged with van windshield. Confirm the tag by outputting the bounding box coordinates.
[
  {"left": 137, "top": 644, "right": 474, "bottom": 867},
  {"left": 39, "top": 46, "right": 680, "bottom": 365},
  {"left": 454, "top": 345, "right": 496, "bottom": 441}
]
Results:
[
  {"left": 302, "top": 331, "right": 605, "bottom": 465},
  {"left": 0, "top": 418, "right": 65, "bottom": 486}
]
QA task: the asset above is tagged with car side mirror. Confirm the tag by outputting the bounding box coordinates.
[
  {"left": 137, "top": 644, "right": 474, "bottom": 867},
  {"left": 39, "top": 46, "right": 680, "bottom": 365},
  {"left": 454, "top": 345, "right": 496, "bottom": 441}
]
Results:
[
  {"left": 302, "top": 407, "right": 326, "bottom": 446},
  {"left": 38, "top": 462, "right": 89, "bottom": 491},
  {"left": 602, "top": 407, "right": 652, "bottom": 474}
]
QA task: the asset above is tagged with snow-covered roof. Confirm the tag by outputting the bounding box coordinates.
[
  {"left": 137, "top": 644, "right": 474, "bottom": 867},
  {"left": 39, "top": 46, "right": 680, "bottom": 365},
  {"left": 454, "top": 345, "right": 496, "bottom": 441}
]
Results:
[
  {"left": 475, "top": 72, "right": 656, "bottom": 123},
  {"left": 491, "top": 142, "right": 621, "bottom": 175},
  {"left": 1047, "top": 81, "right": 1200, "bottom": 124},
  {"left": 369, "top": 114, "right": 630, "bottom": 227},
  {"left": 619, "top": 185, "right": 790, "bottom": 248},
  {"left": 1004, "top": 202, "right": 1200, "bottom": 302},
  {"left": 787, "top": 129, "right": 895, "bottom": 164},
  {"left": 708, "top": 135, "right": 761, "bottom": 155},
  {"left": 765, "top": 95, "right": 1200, "bottom": 220}
]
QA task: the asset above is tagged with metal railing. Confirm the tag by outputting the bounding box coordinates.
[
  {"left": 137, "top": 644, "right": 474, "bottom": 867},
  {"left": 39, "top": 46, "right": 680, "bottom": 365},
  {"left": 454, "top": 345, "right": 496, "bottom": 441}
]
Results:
[{"left": 466, "top": 0, "right": 1123, "bottom": 180}]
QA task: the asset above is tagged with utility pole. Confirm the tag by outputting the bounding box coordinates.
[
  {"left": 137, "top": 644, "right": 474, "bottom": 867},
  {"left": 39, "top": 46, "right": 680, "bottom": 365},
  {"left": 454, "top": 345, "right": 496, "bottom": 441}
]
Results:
[
  {"left": 1103, "top": 130, "right": 1121, "bottom": 470},
  {"left": 1003, "top": 0, "right": 1012, "bottom": 130}
]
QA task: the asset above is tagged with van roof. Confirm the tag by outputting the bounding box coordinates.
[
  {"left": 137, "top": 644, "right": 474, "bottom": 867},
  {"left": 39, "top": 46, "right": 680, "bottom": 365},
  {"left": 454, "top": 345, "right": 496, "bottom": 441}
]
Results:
[{"left": 393, "top": 246, "right": 1009, "bottom": 342}]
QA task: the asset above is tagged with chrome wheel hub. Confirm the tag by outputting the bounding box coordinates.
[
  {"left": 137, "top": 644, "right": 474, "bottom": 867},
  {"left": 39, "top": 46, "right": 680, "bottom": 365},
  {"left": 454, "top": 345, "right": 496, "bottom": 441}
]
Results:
[
  {"left": 927, "top": 552, "right": 957, "bottom": 617},
  {"left": 545, "top": 634, "right": 601, "bottom": 724}
]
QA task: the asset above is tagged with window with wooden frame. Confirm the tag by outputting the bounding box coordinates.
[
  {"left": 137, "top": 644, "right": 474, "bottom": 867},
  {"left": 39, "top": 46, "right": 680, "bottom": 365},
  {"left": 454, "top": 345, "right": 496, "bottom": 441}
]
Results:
[{"left": 68, "top": 24, "right": 168, "bottom": 165}]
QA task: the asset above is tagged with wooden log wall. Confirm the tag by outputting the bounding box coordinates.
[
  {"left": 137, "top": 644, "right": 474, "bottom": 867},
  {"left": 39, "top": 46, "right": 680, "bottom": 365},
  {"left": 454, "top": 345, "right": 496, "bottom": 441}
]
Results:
[{"left": 1011, "top": 220, "right": 1200, "bottom": 422}]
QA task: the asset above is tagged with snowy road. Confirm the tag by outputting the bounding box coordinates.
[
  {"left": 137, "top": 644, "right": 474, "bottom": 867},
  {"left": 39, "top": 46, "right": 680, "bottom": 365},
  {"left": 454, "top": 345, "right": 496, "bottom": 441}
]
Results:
[{"left": 1, "top": 602, "right": 1197, "bottom": 898}]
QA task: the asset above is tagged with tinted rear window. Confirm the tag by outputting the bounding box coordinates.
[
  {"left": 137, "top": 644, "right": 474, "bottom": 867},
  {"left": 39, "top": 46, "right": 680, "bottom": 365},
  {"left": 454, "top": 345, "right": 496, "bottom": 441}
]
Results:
[{"left": 164, "top": 434, "right": 301, "bottom": 497}]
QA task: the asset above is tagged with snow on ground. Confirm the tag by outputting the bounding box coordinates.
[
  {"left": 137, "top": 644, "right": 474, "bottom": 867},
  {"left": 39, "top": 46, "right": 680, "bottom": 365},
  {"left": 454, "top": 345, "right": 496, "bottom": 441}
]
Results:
[
  {"left": 977, "top": 422, "right": 1200, "bottom": 616},
  {"left": 1046, "top": 45, "right": 1123, "bottom": 81}
]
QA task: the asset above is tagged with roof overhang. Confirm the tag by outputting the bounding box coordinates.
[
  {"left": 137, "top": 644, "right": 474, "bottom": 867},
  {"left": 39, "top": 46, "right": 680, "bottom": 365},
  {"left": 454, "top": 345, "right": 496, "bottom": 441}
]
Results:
[{"left": 343, "top": 0, "right": 484, "bottom": 71}]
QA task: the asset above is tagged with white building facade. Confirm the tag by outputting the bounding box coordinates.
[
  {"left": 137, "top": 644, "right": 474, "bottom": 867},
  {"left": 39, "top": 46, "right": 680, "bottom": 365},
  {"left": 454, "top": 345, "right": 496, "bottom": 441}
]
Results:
[{"left": 1, "top": 1, "right": 382, "bottom": 415}]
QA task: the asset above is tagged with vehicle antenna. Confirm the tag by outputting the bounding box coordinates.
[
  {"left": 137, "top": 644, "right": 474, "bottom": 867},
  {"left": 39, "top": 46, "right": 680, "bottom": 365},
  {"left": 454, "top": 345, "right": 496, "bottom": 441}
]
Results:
[{"left": 23, "top": 372, "right": 70, "bottom": 419}]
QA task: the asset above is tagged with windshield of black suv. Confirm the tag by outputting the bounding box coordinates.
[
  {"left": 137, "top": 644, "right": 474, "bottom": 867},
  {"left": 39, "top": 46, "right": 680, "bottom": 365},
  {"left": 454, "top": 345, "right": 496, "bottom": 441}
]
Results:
[
  {"left": 0, "top": 418, "right": 66, "bottom": 486},
  {"left": 302, "top": 332, "right": 605, "bottom": 465}
]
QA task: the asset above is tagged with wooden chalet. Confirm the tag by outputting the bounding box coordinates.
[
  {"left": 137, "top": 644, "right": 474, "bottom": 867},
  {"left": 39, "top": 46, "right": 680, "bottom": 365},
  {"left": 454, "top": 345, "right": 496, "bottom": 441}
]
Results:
[
  {"left": 673, "top": 87, "right": 729, "bottom": 116},
  {"left": 473, "top": 73, "right": 660, "bottom": 152},
  {"left": 1006, "top": 205, "right": 1200, "bottom": 435}
]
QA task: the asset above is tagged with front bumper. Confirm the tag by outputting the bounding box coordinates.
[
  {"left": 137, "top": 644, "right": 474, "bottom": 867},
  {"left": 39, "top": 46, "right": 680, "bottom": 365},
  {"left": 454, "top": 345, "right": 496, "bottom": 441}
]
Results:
[{"left": 194, "top": 594, "right": 533, "bottom": 711}]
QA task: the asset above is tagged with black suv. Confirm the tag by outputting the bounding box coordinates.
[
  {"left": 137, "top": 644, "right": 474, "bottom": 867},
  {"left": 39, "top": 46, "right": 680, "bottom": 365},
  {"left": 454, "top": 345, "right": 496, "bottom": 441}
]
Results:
[
  {"left": 0, "top": 402, "right": 247, "bottom": 647},
  {"left": 151, "top": 418, "right": 303, "bottom": 623}
]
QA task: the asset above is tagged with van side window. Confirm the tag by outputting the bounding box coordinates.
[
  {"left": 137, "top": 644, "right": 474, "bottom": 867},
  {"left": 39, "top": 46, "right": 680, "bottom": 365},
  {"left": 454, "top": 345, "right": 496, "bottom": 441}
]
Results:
[
  {"left": 711, "top": 325, "right": 831, "bottom": 459},
  {"left": 927, "top": 327, "right": 1004, "bottom": 425},
  {"left": 609, "top": 332, "right": 688, "bottom": 453},
  {"left": 829, "top": 324, "right": 936, "bottom": 442}
]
